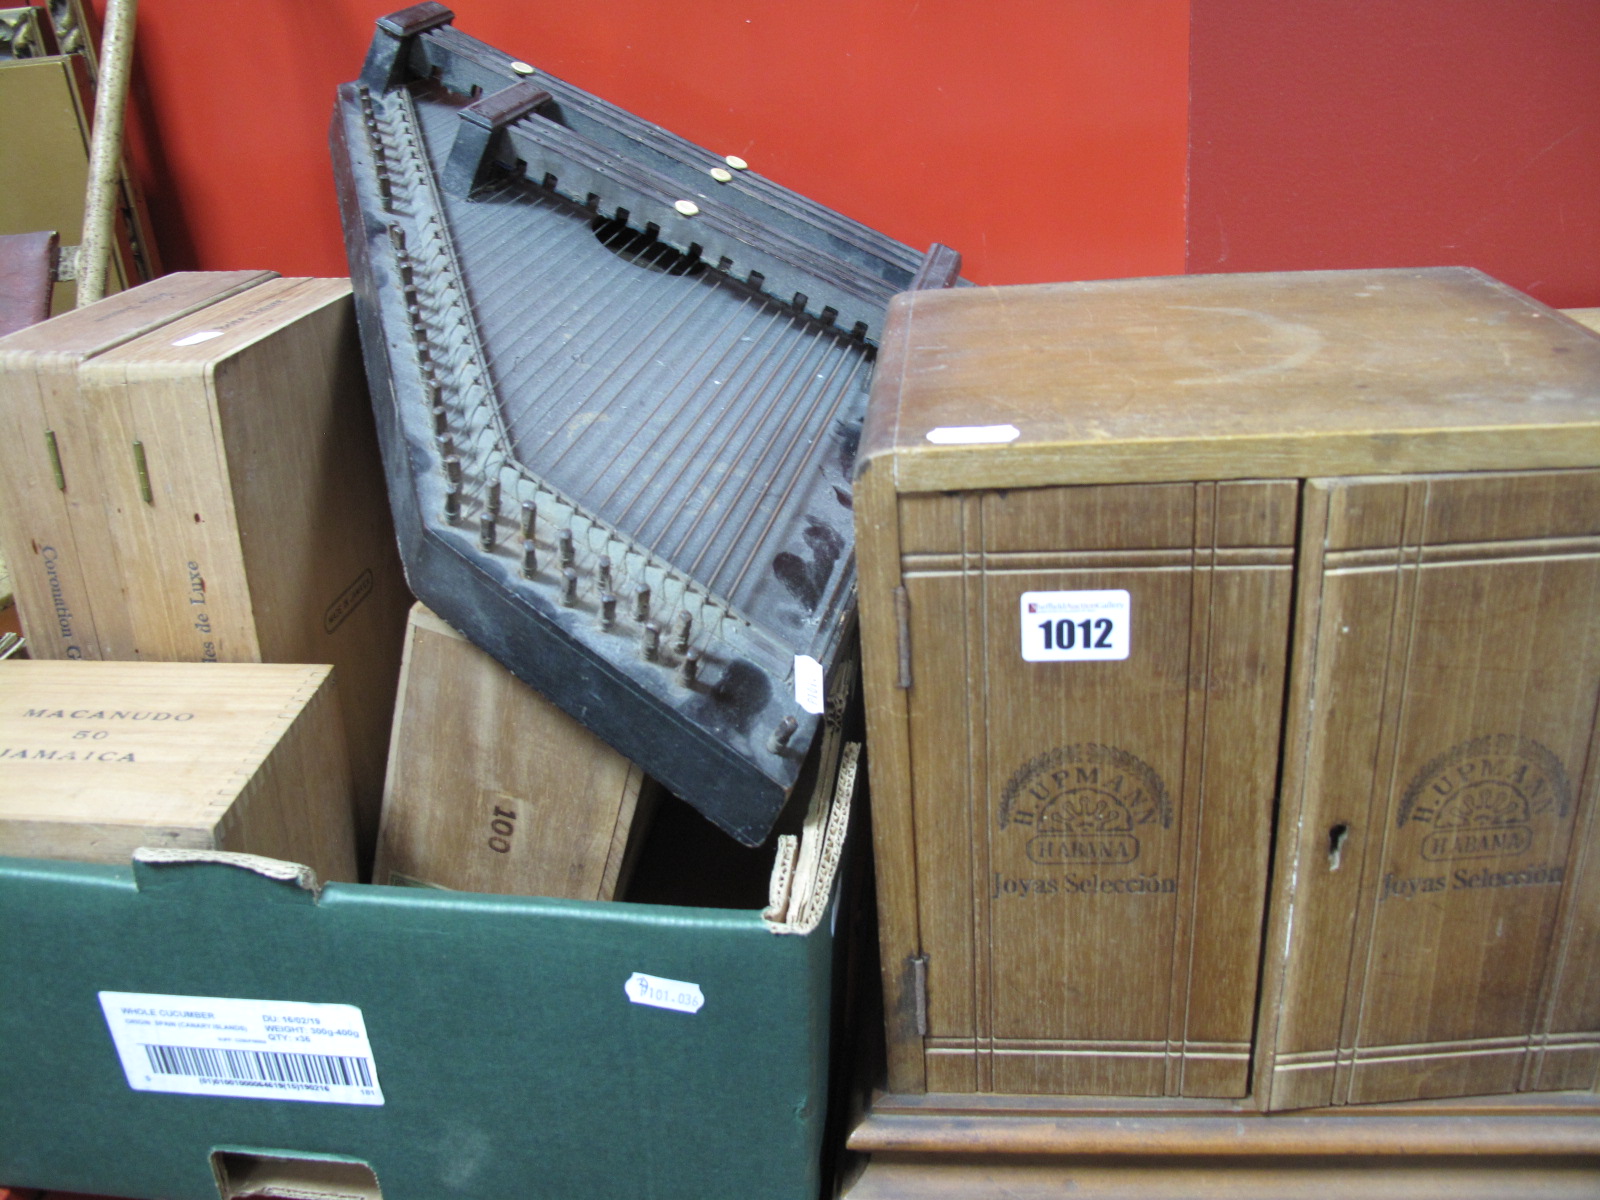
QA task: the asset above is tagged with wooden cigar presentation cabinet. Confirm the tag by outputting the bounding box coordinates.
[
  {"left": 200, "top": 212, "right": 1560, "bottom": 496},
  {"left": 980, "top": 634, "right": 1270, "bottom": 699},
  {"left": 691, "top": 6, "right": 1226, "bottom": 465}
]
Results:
[{"left": 847, "top": 268, "right": 1600, "bottom": 1197}]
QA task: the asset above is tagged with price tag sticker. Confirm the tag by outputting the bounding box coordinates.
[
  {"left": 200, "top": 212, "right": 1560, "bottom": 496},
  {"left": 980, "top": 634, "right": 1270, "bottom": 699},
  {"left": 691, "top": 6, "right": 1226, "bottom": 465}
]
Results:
[
  {"left": 793, "top": 655, "right": 825, "bottom": 714},
  {"left": 1020, "top": 590, "right": 1131, "bottom": 662},
  {"left": 625, "top": 972, "right": 705, "bottom": 1014},
  {"left": 925, "top": 424, "right": 1020, "bottom": 445}
]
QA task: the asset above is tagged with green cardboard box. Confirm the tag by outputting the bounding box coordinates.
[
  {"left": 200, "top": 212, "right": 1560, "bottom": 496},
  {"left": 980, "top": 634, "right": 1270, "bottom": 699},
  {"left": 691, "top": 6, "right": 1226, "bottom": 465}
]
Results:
[{"left": 0, "top": 744, "right": 860, "bottom": 1200}]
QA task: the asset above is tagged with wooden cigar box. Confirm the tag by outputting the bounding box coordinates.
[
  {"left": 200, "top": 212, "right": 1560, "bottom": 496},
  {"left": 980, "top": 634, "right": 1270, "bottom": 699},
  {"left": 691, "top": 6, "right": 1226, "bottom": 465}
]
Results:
[
  {"left": 0, "top": 271, "right": 273, "bottom": 661},
  {"left": 0, "top": 660, "right": 358, "bottom": 882},
  {"left": 374, "top": 604, "right": 654, "bottom": 900},
  {"left": 65, "top": 277, "right": 412, "bottom": 856},
  {"left": 854, "top": 267, "right": 1600, "bottom": 1110}
]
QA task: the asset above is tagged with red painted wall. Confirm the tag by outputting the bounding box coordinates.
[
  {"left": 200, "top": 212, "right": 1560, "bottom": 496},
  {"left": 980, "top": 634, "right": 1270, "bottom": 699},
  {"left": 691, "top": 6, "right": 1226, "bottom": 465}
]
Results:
[
  {"left": 93, "top": 1, "right": 1600, "bottom": 305},
  {"left": 1188, "top": 0, "right": 1600, "bottom": 308},
  {"left": 112, "top": 0, "right": 1191, "bottom": 286}
]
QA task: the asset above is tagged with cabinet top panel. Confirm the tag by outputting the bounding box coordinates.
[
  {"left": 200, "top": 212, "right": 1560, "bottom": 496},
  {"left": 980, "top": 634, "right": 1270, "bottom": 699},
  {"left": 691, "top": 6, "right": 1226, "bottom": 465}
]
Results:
[{"left": 859, "top": 268, "right": 1600, "bottom": 492}]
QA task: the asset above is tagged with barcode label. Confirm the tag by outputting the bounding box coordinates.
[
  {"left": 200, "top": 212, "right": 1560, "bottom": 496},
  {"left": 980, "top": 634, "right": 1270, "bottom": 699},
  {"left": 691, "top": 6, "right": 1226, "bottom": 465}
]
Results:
[
  {"left": 100, "top": 991, "right": 383, "bottom": 1105},
  {"left": 143, "top": 1043, "right": 374, "bottom": 1088}
]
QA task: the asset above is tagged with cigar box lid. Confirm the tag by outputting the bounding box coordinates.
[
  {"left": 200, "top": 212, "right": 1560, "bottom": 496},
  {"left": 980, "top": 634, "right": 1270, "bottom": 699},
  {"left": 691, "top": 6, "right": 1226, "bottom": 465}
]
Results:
[
  {"left": 0, "top": 271, "right": 275, "bottom": 366},
  {"left": 857, "top": 267, "right": 1600, "bottom": 493},
  {"left": 79, "top": 277, "right": 351, "bottom": 377}
]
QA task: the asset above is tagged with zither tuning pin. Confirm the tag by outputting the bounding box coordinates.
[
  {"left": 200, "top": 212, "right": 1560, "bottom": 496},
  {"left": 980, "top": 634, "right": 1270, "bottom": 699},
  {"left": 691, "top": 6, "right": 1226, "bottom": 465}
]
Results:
[
  {"left": 599, "top": 592, "right": 617, "bottom": 630},
  {"left": 641, "top": 621, "right": 661, "bottom": 661},
  {"left": 558, "top": 529, "right": 575, "bottom": 569},
  {"left": 672, "top": 612, "right": 692, "bottom": 654},
  {"left": 521, "top": 539, "right": 537, "bottom": 578},
  {"left": 677, "top": 648, "right": 700, "bottom": 688},
  {"left": 520, "top": 499, "right": 536, "bottom": 540},
  {"left": 478, "top": 509, "right": 496, "bottom": 552},
  {"left": 633, "top": 585, "right": 651, "bottom": 623},
  {"left": 561, "top": 567, "right": 578, "bottom": 607},
  {"left": 767, "top": 715, "right": 799, "bottom": 754}
]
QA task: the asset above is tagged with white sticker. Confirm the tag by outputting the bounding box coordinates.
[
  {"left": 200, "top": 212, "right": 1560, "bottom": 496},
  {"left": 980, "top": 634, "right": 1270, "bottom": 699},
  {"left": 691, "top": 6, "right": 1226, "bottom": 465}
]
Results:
[
  {"left": 925, "top": 424, "right": 1020, "bottom": 445},
  {"left": 793, "top": 655, "right": 825, "bottom": 714},
  {"left": 98, "top": 991, "right": 383, "bottom": 1106},
  {"left": 171, "top": 330, "right": 224, "bottom": 347},
  {"left": 625, "top": 972, "right": 705, "bottom": 1014},
  {"left": 1020, "top": 590, "right": 1131, "bottom": 662}
]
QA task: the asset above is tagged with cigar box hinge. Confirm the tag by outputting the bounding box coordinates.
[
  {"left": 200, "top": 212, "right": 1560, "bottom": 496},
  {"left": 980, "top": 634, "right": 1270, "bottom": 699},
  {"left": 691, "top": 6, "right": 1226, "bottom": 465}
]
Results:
[
  {"left": 44, "top": 430, "right": 65, "bottom": 490},
  {"left": 911, "top": 953, "right": 929, "bottom": 1036},
  {"left": 132, "top": 440, "right": 153, "bottom": 504},
  {"left": 894, "top": 585, "right": 912, "bottom": 689}
]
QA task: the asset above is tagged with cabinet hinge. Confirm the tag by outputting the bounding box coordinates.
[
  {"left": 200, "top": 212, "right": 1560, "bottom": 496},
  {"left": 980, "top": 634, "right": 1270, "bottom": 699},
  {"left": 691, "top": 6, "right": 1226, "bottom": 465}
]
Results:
[
  {"left": 911, "top": 953, "right": 929, "bottom": 1037},
  {"left": 894, "top": 585, "right": 912, "bottom": 689}
]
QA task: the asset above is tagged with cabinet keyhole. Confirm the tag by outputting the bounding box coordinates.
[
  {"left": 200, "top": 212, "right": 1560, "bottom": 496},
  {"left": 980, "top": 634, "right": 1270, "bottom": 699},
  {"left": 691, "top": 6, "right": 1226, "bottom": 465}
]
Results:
[{"left": 1328, "top": 823, "right": 1350, "bottom": 871}]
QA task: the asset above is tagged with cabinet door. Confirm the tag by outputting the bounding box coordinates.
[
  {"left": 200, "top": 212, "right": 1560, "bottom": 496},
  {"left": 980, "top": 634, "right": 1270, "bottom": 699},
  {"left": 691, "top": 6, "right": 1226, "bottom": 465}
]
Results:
[
  {"left": 1259, "top": 470, "right": 1600, "bottom": 1110},
  {"left": 895, "top": 480, "right": 1294, "bottom": 1098}
]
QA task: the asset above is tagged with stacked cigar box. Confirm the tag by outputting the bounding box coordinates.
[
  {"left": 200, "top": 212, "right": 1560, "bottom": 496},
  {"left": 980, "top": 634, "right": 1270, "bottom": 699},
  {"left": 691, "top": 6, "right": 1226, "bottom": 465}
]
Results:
[
  {"left": 0, "top": 272, "right": 412, "bottom": 857},
  {"left": 846, "top": 267, "right": 1600, "bottom": 1197},
  {"left": 375, "top": 603, "right": 657, "bottom": 899},
  {"left": 0, "top": 660, "right": 357, "bottom": 882}
]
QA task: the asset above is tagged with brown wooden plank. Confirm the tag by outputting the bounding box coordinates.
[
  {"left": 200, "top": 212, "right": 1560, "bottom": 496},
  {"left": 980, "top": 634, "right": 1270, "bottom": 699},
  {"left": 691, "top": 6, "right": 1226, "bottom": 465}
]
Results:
[
  {"left": 1261, "top": 471, "right": 1600, "bottom": 1109},
  {"left": 0, "top": 231, "right": 56, "bottom": 338},
  {"left": 980, "top": 482, "right": 1194, "bottom": 552},
  {"left": 897, "top": 493, "right": 964, "bottom": 555},
  {"left": 846, "top": 1094, "right": 1600, "bottom": 1200},
  {"left": 904, "top": 565, "right": 977, "bottom": 1094},
  {"left": 844, "top": 1157, "right": 1600, "bottom": 1200},
  {"left": 854, "top": 453, "right": 927, "bottom": 1093},
  {"left": 862, "top": 269, "right": 1600, "bottom": 494},
  {"left": 883, "top": 480, "right": 1290, "bottom": 1099},
  {"left": 1416, "top": 469, "right": 1600, "bottom": 545}
]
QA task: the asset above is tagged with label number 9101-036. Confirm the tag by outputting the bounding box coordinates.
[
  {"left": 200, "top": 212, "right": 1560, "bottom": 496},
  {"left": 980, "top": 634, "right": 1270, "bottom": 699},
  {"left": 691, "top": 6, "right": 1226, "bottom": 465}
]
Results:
[{"left": 1019, "top": 590, "right": 1131, "bottom": 662}]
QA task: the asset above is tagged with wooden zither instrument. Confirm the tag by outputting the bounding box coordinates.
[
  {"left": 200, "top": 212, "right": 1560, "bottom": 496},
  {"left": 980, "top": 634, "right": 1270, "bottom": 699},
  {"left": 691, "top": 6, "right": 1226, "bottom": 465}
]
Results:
[{"left": 331, "top": 4, "right": 958, "bottom": 844}]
